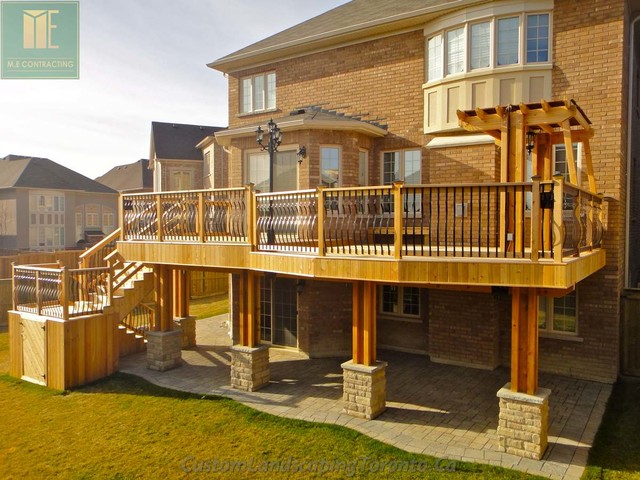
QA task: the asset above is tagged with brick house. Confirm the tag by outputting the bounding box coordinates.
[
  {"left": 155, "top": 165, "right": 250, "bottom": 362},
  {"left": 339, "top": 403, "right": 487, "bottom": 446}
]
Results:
[{"left": 10, "top": 0, "right": 640, "bottom": 463}]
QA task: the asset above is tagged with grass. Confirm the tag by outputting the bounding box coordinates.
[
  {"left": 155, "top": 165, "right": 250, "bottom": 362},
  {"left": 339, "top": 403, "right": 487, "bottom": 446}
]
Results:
[
  {"left": 582, "top": 377, "right": 640, "bottom": 480},
  {"left": 189, "top": 294, "right": 229, "bottom": 320},
  {"left": 0, "top": 332, "right": 538, "bottom": 479},
  {"left": 2, "top": 329, "right": 640, "bottom": 479}
]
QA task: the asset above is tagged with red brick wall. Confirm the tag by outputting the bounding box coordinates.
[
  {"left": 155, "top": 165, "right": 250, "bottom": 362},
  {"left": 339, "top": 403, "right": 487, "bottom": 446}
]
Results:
[
  {"left": 297, "top": 280, "right": 352, "bottom": 357},
  {"left": 226, "top": 30, "right": 427, "bottom": 188},
  {"left": 428, "top": 290, "right": 502, "bottom": 369}
]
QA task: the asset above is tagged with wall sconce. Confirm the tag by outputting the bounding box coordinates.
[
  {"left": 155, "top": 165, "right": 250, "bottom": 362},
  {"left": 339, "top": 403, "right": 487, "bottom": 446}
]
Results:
[
  {"left": 296, "top": 279, "right": 306, "bottom": 294},
  {"left": 297, "top": 146, "right": 306, "bottom": 164}
]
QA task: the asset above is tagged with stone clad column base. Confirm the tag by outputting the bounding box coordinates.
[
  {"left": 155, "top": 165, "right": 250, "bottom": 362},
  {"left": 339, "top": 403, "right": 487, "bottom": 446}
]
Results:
[
  {"left": 174, "top": 316, "right": 196, "bottom": 348},
  {"left": 497, "top": 383, "right": 551, "bottom": 460},
  {"left": 230, "top": 345, "right": 270, "bottom": 391},
  {"left": 146, "top": 330, "right": 182, "bottom": 371},
  {"left": 341, "top": 360, "right": 387, "bottom": 420}
]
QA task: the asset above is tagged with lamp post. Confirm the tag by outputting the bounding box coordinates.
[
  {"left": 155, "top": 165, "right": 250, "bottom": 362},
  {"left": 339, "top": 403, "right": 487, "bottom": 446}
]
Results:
[{"left": 256, "top": 119, "right": 282, "bottom": 244}]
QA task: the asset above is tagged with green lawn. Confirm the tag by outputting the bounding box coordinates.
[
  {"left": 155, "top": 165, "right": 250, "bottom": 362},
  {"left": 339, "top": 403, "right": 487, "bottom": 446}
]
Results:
[
  {"left": 0, "top": 332, "right": 537, "bottom": 479},
  {"left": 189, "top": 294, "right": 229, "bottom": 320},
  {"left": 2, "top": 329, "right": 640, "bottom": 479}
]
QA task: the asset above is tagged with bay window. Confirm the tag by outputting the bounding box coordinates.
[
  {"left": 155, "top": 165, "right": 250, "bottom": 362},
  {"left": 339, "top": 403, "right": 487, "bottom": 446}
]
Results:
[{"left": 426, "top": 12, "right": 551, "bottom": 81}]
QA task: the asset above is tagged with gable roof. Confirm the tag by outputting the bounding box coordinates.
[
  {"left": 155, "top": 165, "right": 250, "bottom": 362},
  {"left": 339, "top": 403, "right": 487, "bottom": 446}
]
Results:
[
  {"left": 0, "top": 155, "right": 117, "bottom": 194},
  {"left": 209, "top": 0, "right": 481, "bottom": 72},
  {"left": 95, "top": 159, "right": 153, "bottom": 192},
  {"left": 151, "top": 122, "right": 225, "bottom": 161}
]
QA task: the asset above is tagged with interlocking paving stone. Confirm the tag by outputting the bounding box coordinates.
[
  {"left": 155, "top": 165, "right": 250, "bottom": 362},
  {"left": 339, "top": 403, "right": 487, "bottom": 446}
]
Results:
[{"left": 119, "top": 315, "right": 611, "bottom": 480}]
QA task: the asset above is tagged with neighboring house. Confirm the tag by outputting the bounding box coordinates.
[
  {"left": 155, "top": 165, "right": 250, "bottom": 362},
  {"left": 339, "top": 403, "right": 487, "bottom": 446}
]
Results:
[
  {"left": 95, "top": 159, "right": 153, "bottom": 194},
  {"left": 0, "top": 154, "right": 118, "bottom": 250},
  {"left": 149, "top": 122, "right": 225, "bottom": 192}
]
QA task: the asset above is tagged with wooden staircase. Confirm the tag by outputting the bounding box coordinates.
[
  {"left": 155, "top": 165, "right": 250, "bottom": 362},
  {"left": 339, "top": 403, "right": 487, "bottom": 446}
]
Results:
[{"left": 78, "top": 229, "right": 155, "bottom": 356}]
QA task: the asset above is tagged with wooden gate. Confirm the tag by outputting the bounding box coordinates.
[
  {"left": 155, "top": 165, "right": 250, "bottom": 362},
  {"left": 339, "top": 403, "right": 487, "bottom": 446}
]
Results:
[
  {"left": 622, "top": 290, "right": 640, "bottom": 376},
  {"left": 21, "top": 318, "right": 46, "bottom": 385}
]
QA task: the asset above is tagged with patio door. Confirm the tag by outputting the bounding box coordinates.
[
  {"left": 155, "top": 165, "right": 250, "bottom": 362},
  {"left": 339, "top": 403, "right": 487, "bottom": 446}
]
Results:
[{"left": 260, "top": 276, "right": 298, "bottom": 347}]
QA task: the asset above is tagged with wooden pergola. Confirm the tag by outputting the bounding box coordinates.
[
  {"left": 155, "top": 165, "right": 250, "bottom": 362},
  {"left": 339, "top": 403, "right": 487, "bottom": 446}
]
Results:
[{"left": 457, "top": 99, "right": 597, "bottom": 394}]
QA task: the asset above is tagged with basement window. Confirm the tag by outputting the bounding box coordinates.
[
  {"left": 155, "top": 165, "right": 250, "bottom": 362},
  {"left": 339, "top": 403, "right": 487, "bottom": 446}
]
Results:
[
  {"left": 539, "top": 291, "right": 578, "bottom": 335},
  {"left": 379, "top": 285, "right": 421, "bottom": 317}
]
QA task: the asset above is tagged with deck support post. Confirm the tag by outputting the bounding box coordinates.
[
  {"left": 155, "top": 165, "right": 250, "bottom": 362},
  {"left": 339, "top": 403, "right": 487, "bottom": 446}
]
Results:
[
  {"left": 342, "top": 281, "right": 386, "bottom": 419},
  {"left": 497, "top": 287, "right": 549, "bottom": 459},
  {"left": 147, "top": 264, "right": 182, "bottom": 371},
  {"left": 231, "top": 270, "right": 269, "bottom": 391},
  {"left": 173, "top": 269, "right": 195, "bottom": 348}
]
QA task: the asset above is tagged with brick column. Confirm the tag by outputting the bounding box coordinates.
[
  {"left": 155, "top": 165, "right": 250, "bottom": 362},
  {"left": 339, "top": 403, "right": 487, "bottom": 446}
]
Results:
[
  {"left": 341, "top": 360, "right": 387, "bottom": 419},
  {"left": 146, "top": 329, "right": 182, "bottom": 371},
  {"left": 174, "top": 316, "right": 196, "bottom": 348},
  {"left": 497, "top": 383, "right": 550, "bottom": 460},
  {"left": 230, "top": 344, "right": 269, "bottom": 391}
]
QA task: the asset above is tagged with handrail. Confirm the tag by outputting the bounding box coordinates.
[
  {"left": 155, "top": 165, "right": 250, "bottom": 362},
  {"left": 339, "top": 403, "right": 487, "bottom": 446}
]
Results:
[
  {"left": 13, "top": 264, "right": 111, "bottom": 319},
  {"left": 124, "top": 186, "right": 246, "bottom": 197},
  {"left": 120, "top": 183, "right": 604, "bottom": 262},
  {"left": 78, "top": 228, "right": 121, "bottom": 263}
]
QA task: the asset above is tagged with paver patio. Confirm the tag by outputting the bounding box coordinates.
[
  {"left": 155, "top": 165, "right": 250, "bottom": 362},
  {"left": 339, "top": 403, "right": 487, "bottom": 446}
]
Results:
[{"left": 120, "top": 315, "right": 611, "bottom": 480}]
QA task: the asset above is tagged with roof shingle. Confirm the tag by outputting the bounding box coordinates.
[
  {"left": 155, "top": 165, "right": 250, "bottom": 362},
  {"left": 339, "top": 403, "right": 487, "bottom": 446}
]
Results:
[{"left": 0, "top": 155, "right": 117, "bottom": 193}]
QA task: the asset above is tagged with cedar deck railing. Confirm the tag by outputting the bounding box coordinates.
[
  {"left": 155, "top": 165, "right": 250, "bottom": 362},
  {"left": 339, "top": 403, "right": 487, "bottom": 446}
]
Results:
[
  {"left": 13, "top": 264, "right": 111, "bottom": 319},
  {"left": 120, "top": 178, "right": 604, "bottom": 262}
]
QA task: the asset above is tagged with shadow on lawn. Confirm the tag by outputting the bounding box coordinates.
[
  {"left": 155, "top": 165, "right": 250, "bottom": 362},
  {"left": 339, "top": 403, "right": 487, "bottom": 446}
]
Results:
[{"left": 581, "top": 377, "right": 640, "bottom": 479}]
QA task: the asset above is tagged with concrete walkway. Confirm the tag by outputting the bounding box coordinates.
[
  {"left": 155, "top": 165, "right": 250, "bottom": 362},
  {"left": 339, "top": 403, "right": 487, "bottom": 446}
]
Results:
[{"left": 120, "top": 315, "right": 611, "bottom": 480}]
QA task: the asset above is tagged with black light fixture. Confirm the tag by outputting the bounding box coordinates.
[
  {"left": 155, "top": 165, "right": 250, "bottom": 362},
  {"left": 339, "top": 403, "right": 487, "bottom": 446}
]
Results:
[
  {"left": 296, "top": 279, "right": 306, "bottom": 294},
  {"left": 255, "top": 119, "right": 282, "bottom": 192},
  {"left": 296, "top": 146, "right": 306, "bottom": 164},
  {"left": 255, "top": 119, "right": 282, "bottom": 244},
  {"left": 526, "top": 129, "right": 537, "bottom": 155}
]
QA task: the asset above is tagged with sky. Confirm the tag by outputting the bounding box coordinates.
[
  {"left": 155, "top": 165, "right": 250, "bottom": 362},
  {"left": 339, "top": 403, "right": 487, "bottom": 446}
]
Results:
[{"left": 0, "top": 0, "right": 350, "bottom": 179}]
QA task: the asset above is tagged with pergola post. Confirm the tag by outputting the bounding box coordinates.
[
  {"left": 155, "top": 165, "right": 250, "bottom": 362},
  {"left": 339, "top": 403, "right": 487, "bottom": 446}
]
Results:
[
  {"left": 342, "top": 280, "right": 386, "bottom": 419},
  {"left": 497, "top": 287, "right": 550, "bottom": 460},
  {"left": 146, "top": 264, "right": 182, "bottom": 371},
  {"left": 230, "top": 270, "right": 269, "bottom": 391}
]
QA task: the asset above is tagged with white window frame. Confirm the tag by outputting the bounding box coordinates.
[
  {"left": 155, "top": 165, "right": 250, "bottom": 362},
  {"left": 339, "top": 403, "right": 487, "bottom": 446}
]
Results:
[
  {"left": 380, "top": 149, "right": 422, "bottom": 185},
  {"left": 469, "top": 20, "right": 492, "bottom": 71},
  {"left": 425, "top": 9, "right": 552, "bottom": 83},
  {"left": 553, "top": 143, "right": 583, "bottom": 186},
  {"left": 358, "top": 149, "right": 369, "bottom": 187},
  {"left": 379, "top": 285, "right": 421, "bottom": 318},
  {"left": 539, "top": 290, "right": 578, "bottom": 336},
  {"left": 240, "top": 72, "right": 276, "bottom": 114},
  {"left": 320, "top": 146, "right": 341, "bottom": 188}
]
